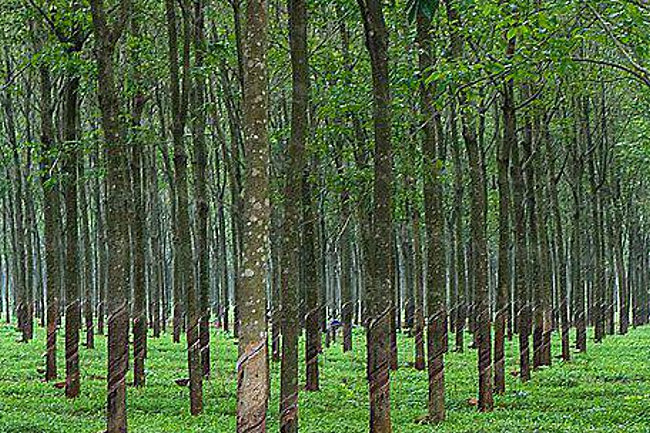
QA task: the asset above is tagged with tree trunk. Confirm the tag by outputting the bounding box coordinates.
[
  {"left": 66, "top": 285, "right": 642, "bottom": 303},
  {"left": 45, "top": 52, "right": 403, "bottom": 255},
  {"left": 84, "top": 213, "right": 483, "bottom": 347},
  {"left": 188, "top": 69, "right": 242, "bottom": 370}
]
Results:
[
  {"left": 237, "top": 0, "right": 270, "bottom": 431},
  {"left": 304, "top": 167, "right": 320, "bottom": 391},
  {"left": 192, "top": 0, "right": 211, "bottom": 380},
  {"left": 495, "top": 39, "right": 514, "bottom": 392},
  {"left": 166, "top": 0, "right": 203, "bottom": 413},
  {"left": 412, "top": 211, "right": 425, "bottom": 371},
  {"left": 573, "top": 97, "right": 586, "bottom": 353},
  {"left": 280, "top": 0, "right": 310, "bottom": 427},
  {"left": 89, "top": 2, "right": 132, "bottom": 431},
  {"left": 39, "top": 58, "right": 60, "bottom": 381},
  {"left": 63, "top": 74, "right": 81, "bottom": 399},
  {"left": 358, "top": 0, "right": 393, "bottom": 430},
  {"left": 417, "top": 12, "right": 446, "bottom": 422}
]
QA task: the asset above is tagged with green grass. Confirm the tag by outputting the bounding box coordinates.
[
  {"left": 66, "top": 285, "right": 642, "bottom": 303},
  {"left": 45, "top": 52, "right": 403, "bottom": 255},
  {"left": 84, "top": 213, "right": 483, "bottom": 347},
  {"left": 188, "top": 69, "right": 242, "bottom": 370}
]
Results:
[{"left": 0, "top": 323, "right": 649, "bottom": 432}]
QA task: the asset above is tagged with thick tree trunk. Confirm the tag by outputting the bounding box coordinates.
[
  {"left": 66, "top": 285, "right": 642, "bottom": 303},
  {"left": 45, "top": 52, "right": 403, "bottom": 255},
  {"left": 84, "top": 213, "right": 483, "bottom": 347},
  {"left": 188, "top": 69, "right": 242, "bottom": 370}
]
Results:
[
  {"left": 358, "top": 0, "right": 394, "bottom": 430},
  {"left": 237, "top": 0, "right": 270, "bottom": 431},
  {"left": 89, "top": 2, "right": 132, "bottom": 431},
  {"left": 129, "top": 18, "right": 147, "bottom": 386}
]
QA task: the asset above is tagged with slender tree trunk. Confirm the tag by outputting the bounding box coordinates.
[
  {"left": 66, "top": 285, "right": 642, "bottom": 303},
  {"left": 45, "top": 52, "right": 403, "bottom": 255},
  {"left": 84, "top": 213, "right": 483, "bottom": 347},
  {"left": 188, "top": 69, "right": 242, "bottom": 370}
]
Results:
[
  {"left": 340, "top": 185, "right": 353, "bottom": 353},
  {"left": 535, "top": 117, "right": 553, "bottom": 367},
  {"left": 417, "top": 12, "right": 446, "bottom": 422},
  {"left": 192, "top": 0, "right": 211, "bottom": 380},
  {"left": 80, "top": 163, "right": 95, "bottom": 350},
  {"left": 130, "top": 100, "right": 147, "bottom": 388},
  {"left": 412, "top": 211, "right": 425, "bottom": 370},
  {"left": 495, "top": 42, "right": 514, "bottom": 392},
  {"left": 511, "top": 112, "right": 530, "bottom": 381},
  {"left": 546, "top": 125, "right": 570, "bottom": 362},
  {"left": 612, "top": 189, "right": 628, "bottom": 334},
  {"left": 280, "top": 0, "right": 309, "bottom": 427},
  {"left": 39, "top": 58, "right": 60, "bottom": 381},
  {"left": 149, "top": 148, "right": 162, "bottom": 339},
  {"left": 574, "top": 97, "right": 587, "bottom": 353},
  {"left": 520, "top": 105, "right": 543, "bottom": 371},
  {"left": 63, "top": 74, "right": 81, "bottom": 399},
  {"left": 447, "top": 0, "right": 492, "bottom": 411},
  {"left": 450, "top": 101, "right": 466, "bottom": 354},
  {"left": 166, "top": 0, "right": 203, "bottom": 413},
  {"left": 304, "top": 167, "right": 320, "bottom": 391}
]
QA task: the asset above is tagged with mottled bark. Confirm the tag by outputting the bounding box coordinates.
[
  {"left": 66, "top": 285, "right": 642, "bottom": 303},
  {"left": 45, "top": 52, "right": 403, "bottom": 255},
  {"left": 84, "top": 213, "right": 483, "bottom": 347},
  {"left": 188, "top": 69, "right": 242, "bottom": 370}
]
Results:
[
  {"left": 89, "top": 1, "right": 131, "bottom": 431},
  {"left": 358, "top": 0, "right": 393, "bottom": 429},
  {"left": 166, "top": 0, "right": 203, "bottom": 413},
  {"left": 192, "top": 0, "right": 211, "bottom": 380},
  {"left": 417, "top": 12, "right": 446, "bottom": 422},
  {"left": 280, "top": 0, "right": 309, "bottom": 427},
  {"left": 447, "top": 0, "right": 492, "bottom": 411},
  {"left": 236, "top": 0, "right": 270, "bottom": 431}
]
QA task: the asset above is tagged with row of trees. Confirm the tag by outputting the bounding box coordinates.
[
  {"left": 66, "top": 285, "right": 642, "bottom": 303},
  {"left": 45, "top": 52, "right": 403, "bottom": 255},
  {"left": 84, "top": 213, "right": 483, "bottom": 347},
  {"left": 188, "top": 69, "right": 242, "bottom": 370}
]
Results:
[{"left": 0, "top": 0, "right": 649, "bottom": 432}]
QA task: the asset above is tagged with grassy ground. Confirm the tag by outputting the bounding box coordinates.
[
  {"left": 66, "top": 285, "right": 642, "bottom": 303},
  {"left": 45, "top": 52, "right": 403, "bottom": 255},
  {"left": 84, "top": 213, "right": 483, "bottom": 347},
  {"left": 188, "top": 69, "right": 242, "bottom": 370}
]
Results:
[{"left": 0, "top": 323, "right": 648, "bottom": 433}]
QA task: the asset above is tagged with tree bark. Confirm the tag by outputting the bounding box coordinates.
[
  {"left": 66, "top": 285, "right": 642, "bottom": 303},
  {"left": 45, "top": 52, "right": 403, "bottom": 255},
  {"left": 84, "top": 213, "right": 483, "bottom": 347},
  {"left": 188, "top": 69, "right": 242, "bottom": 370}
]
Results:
[
  {"left": 63, "top": 74, "right": 81, "bottom": 400},
  {"left": 192, "top": 0, "right": 211, "bottom": 380},
  {"left": 237, "top": 0, "right": 270, "bottom": 431},
  {"left": 358, "top": 0, "right": 394, "bottom": 430},
  {"left": 280, "top": 0, "right": 310, "bottom": 427},
  {"left": 495, "top": 38, "right": 514, "bottom": 392},
  {"left": 89, "top": 1, "right": 132, "bottom": 431},
  {"left": 39, "top": 56, "right": 60, "bottom": 381},
  {"left": 417, "top": 12, "right": 446, "bottom": 422}
]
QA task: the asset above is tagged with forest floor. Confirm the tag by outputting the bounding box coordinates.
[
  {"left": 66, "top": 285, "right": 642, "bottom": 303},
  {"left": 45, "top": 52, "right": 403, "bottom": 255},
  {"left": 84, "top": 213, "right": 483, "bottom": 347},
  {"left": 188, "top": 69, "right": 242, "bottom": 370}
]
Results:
[{"left": 0, "top": 324, "right": 648, "bottom": 433}]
